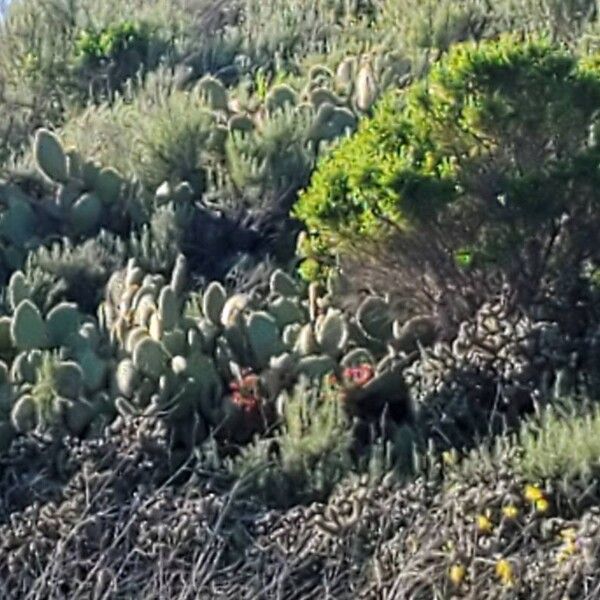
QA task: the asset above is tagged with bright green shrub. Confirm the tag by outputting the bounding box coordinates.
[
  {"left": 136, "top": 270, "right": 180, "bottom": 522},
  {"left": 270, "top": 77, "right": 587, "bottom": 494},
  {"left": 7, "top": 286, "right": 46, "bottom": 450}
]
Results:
[
  {"left": 73, "top": 20, "right": 170, "bottom": 99},
  {"left": 294, "top": 36, "right": 600, "bottom": 304},
  {"left": 74, "top": 21, "right": 153, "bottom": 62}
]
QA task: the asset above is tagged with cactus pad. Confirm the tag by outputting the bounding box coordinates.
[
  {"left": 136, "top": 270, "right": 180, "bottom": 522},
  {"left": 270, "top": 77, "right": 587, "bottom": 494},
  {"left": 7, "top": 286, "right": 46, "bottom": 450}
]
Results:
[
  {"left": 34, "top": 128, "right": 68, "bottom": 183},
  {"left": 11, "top": 300, "right": 49, "bottom": 351},
  {"left": 11, "top": 395, "right": 38, "bottom": 433},
  {"left": 133, "top": 337, "right": 168, "bottom": 379},
  {"left": 246, "top": 311, "right": 284, "bottom": 369},
  {"left": 203, "top": 281, "right": 227, "bottom": 325}
]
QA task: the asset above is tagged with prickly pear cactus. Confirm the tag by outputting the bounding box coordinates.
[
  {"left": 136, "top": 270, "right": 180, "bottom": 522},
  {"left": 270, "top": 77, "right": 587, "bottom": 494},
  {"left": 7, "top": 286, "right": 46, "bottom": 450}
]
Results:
[
  {"left": 0, "top": 318, "right": 12, "bottom": 355},
  {"left": 7, "top": 271, "right": 31, "bottom": 311},
  {"left": 115, "top": 358, "right": 140, "bottom": 398},
  {"left": 202, "top": 281, "right": 227, "bottom": 325},
  {"left": 270, "top": 268, "right": 299, "bottom": 297},
  {"left": 266, "top": 84, "right": 298, "bottom": 114},
  {"left": 69, "top": 192, "right": 103, "bottom": 235},
  {"left": 11, "top": 395, "right": 38, "bottom": 433},
  {"left": 94, "top": 167, "right": 123, "bottom": 203},
  {"left": 357, "top": 296, "right": 393, "bottom": 341},
  {"left": 93, "top": 257, "right": 411, "bottom": 450},
  {"left": 11, "top": 300, "right": 49, "bottom": 351},
  {"left": 53, "top": 361, "right": 84, "bottom": 399},
  {"left": 316, "top": 309, "right": 348, "bottom": 357},
  {"left": 246, "top": 311, "right": 284, "bottom": 369},
  {"left": 197, "top": 75, "right": 228, "bottom": 112},
  {"left": 34, "top": 129, "right": 68, "bottom": 184},
  {"left": 46, "top": 303, "right": 81, "bottom": 347},
  {"left": 133, "top": 337, "right": 169, "bottom": 379}
]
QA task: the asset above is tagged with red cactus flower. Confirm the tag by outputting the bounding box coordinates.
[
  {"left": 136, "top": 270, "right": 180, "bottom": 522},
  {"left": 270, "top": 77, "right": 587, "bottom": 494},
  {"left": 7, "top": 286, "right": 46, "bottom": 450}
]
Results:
[
  {"left": 229, "top": 371, "right": 262, "bottom": 415},
  {"left": 231, "top": 390, "right": 260, "bottom": 414},
  {"left": 342, "top": 363, "right": 374, "bottom": 387}
]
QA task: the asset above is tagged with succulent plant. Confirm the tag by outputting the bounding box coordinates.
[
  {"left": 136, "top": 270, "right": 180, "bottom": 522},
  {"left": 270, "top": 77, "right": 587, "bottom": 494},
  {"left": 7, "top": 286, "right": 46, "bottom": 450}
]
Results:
[
  {"left": 270, "top": 268, "right": 299, "bottom": 297},
  {"left": 46, "top": 303, "right": 82, "bottom": 347},
  {"left": 354, "top": 58, "right": 378, "bottom": 112},
  {"left": 94, "top": 167, "right": 124, "bottom": 203},
  {"left": 0, "top": 317, "right": 13, "bottom": 354},
  {"left": 53, "top": 361, "right": 84, "bottom": 399},
  {"left": 266, "top": 84, "right": 298, "bottom": 114},
  {"left": 69, "top": 192, "right": 103, "bottom": 235},
  {"left": 7, "top": 270, "right": 31, "bottom": 311},
  {"left": 335, "top": 56, "right": 357, "bottom": 90},
  {"left": 91, "top": 252, "right": 415, "bottom": 451},
  {"left": 115, "top": 358, "right": 139, "bottom": 398},
  {"left": 357, "top": 296, "right": 393, "bottom": 341},
  {"left": 202, "top": 281, "right": 227, "bottom": 325},
  {"left": 34, "top": 129, "right": 68, "bottom": 184},
  {"left": 197, "top": 75, "right": 229, "bottom": 112},
  {"left": 10, "top": 394, "right": 38, "bottom": 432},
  {"left": 62, "top": 398, "right": 96, "bottom": 434},
  {"left": 11, "top": 300, "right": 49, "bottom": 351},
  {"left": 246, "top": 311, "right": 284, "bottom": 369},
  {"left": 315, "top": 309, "right": 348, "bottom": 357},
  {"left": 133, "top": 337, "right": 169, "bottom": 379}
]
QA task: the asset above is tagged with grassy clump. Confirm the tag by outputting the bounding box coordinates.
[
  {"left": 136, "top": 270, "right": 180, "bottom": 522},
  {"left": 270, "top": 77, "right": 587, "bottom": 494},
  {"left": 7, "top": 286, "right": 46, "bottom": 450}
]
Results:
[{"left": 519, "top": 403, "right": 600, "bottom": 482}]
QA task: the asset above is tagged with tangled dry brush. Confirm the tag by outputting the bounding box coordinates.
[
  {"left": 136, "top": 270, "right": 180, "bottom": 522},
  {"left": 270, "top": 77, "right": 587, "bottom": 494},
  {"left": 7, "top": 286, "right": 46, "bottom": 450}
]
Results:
[{"left": 2, "top": 406, "right": 600, "bottom": 599}]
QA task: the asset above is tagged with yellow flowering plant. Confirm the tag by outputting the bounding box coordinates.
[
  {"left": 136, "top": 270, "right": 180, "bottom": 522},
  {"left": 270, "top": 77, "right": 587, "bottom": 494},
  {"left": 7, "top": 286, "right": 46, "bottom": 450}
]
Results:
[
  {"left": 449, "top": 563, "right": 466, "bottom": 586},
  {"left": 495, "top": 559, "right": 515, "bottom": 587}
]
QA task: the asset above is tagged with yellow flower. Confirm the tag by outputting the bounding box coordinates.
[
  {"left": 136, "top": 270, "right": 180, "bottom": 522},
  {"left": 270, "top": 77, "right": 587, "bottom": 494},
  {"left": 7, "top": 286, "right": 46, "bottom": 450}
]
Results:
[
  {"left": 449, "top": 563, "right": 466, "bottom": 586},
  {"left": 476, "top": 514, "right": 493, "bottom": 534},
  {"left": 502, "top": 504, "right": 519, "bottom": 519},
  {"left": 495, "top": 559, "right": 515, "bottom": 587},
  {"left": 535, "top": 498, "right": 550, "bottom": 513},
  {"left": 524, "top": 484, "right": 544, "bottom": 502},
  {"left": 564, "top": 539, "right": 577, "bottom": 555}
]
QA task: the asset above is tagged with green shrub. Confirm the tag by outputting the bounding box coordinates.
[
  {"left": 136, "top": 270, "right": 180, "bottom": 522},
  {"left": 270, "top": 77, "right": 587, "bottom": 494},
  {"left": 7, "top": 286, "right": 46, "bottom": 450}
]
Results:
[
  {"left": 518, "top": 403, "right": 600, "bottom": 483},
  {"left": 73, "top": 20, "right": 171, "bottom": 99},
  {"left": 294, "top": 35, "right": 600, "bottom": 311},
  {"left": 59, "top": 81, "right": 217, "bottom": 193},
  {"left": 229, "top": 378, "right": 354, "bottom": 507},
  {"left": 74, "top": 21, "right": 151, "bottom": 61},
  {"left": 24, "top": 233, "right": 127, "bottom": 314}
]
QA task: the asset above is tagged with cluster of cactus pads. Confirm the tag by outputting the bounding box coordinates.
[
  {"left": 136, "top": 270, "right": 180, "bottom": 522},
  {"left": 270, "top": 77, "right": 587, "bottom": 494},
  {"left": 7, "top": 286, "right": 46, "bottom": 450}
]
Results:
[
  {"left": 0, "top": 82, "right": 417, "bottom": 452},
  {"left": 96, "top": 255, "right": 414, "bottom": 445},
  {"left": 33, "top": 128, "right": 144, "bottom": 234},
  {"left": 0, "top": 128, "right": 141, "bottom": 281},
  {"left": 179, "top": 52, "right": 411, "bottom": 197},
  {"left": 0, "top": 49, "right": 411, "bottom": 287},
  {"left": 0, "top": 270, "right": 112, "bottom": 450},
  {"left": 194, "top": 51, "right": 410, "bottom": 129}
]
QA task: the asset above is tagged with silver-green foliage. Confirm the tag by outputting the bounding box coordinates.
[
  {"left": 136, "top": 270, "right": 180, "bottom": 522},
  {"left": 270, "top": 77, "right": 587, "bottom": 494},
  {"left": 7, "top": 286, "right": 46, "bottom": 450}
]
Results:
[{"left": 518, "top": 403, "right": 600, "bottom": 482}]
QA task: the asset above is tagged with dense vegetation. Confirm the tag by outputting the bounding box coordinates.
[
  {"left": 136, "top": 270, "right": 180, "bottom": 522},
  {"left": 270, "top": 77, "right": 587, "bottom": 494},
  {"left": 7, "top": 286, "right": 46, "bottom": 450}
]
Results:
[
  {"left": 1, "top": 0, "right": 600, "bottom": 598},
  {"left": 296, "top": 37, "right": 600, "bottom": 315}
]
